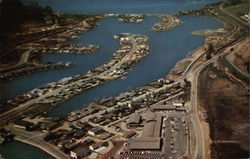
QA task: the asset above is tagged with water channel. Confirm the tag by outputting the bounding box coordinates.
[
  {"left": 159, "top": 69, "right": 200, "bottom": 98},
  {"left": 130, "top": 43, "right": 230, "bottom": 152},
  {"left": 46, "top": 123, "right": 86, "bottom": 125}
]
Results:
[{"left": 0, "top": 0, "right": 222, "bottom": 158}]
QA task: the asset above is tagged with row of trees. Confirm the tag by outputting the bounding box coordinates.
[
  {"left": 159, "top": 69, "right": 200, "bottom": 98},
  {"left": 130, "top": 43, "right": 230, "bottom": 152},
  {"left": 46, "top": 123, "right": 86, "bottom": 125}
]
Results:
[{"left": 223, "top": 0, "right": 241, "bottom": 6}]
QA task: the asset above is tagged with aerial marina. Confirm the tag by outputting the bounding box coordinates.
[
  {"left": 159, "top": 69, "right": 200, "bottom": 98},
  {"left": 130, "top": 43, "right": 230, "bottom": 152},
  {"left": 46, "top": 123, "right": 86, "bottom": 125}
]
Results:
[{"left": 0, "top": 0, "right": 249, "bottom": 159}]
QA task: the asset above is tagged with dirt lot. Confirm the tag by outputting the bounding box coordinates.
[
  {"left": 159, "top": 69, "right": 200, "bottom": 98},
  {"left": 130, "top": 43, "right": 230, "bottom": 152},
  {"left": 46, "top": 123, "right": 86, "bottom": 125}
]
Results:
[
  {"left": 198, "top": 65, "right": 249, "bottom": 159},
  {"left": 227, "top": 37, "right": 250, "bottom": 75},
  {"left": 167, "top": 58, "right": 192, "bottom": 80}
]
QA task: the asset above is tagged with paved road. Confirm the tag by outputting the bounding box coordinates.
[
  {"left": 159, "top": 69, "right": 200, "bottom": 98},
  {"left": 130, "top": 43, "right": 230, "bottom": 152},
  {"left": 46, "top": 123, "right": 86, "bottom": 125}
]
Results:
[
  {"left": 1, "top": 8, "right": 243, "bottom": 159},
  {"left": 219, "top": 4, "right": 249, "bottom": 28},
  {"left": 188, "top": 59, "right": 213, "bottom": 159},
  {"left": 182, "top": 5, "right": 241, "bottom": 158},
  {"left": 17, "top": 49, "right": 32, "bottom": 65},
  {"left": 186, "top": 38, "right": 241, "bottom": 159},
  {"left": 0, "top": 49, "right": 33, "bottom": 72}
]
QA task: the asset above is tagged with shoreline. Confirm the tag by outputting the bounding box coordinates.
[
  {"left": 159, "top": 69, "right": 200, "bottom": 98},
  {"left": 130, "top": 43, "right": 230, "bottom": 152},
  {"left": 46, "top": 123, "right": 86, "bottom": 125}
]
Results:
[
  {"left": 0, "top": 33, "right": 150, "bottom": 122},
  {"left": 14, "top": 137, "right": 59, "bottom": 159},
  {"left": 12, "top": 128, "right": 69, "bottom": 159},
  {"left": 9, "top": 30, "right": 232, "bottom": 159},
  {"left": 1, "top": 2, "right": 244, "bottom": 158},
  {"left": 0, "top": 13, "right": 184, "bottom": 116}
]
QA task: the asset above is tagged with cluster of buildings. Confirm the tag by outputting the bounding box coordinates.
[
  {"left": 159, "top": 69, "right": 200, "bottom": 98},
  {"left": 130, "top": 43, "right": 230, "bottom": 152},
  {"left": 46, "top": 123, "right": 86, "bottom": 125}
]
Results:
[
  {"left": 65, "top": 78, "right": 188, "bottom": 124},
  {"left": 14, "top": 16, "right": 101, "bottom": 48},
  {"left": 36, "top": 44, "right": 99, "bottom": 54},
  {"left": 119, "top": 101, "right": 188, "bottom": 159},
  {"left": 39, "top": 78, "right": 189, "bottom": 158},
  {"left": 13, "top": 117, "right": 60, "bottom": 132},
  {"left": 67, "top": 104, "right": 102, "bottom": 122},
  {"left": 1, "top": 27, "right": 191, "bottom": 158},
  {"left": 0, "top": 60, "right": 73, "bottom": 81},
  {"left": 151, "top": 15, "right": 180, "bottom": 31},
  {"left": 92, "top": 33, "right": 150, "bottom": 77},
  {"left": 151, "top": 98, "right": 186, "bottom": 112},
  {"left": 116, "top": 14, "right": 145, "bottom": 23},
  {"left": 4, "top": 74, "right": 191, "bottom": 158},
  {"left": 0, "top": 15, "right": 102, "bottom": 87},
  {"left": 42, "top": 120, "right": 113, "bottom": 159},
  {"left": 0, "top": 128, "right": 14, "bottom": 144},
  {"left": 1, "top": 34, "right": 150, "bottom": 120}
]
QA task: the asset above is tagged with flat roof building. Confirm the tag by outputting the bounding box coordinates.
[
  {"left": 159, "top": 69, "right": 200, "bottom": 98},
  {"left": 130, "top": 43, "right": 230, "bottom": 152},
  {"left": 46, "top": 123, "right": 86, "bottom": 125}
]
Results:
[
  {"left": 123, "top": 131, "right": 137, "bottom": 139},
  {"left": 70, "top": 147, "right": 90, "bottom": 159},
  {"left": 89, "top": 142, "right": 108, "bottom": 151},
  {"left": 129, "top": 137, "right": 161, "bottom": 150},
  {"left": 142, "top": 112, "right": 162, "bottom": 138},
  {"left": 127, "top": 112, "right": 142, "bottom": 127},
  {"left": 151, "top": 104, "right": 186, "bottom": 112},
  {"left": 128, "top": 111, "right": 163, "bottom": 151},
  {"left": 13, "top": 120, "right": 34, "bottom": 130},
  {"left": 88, "top": 127, "right": 104, "bottom": 136},
  {"left": 152, "top": 105, "right": 176, "bottom": 111}
]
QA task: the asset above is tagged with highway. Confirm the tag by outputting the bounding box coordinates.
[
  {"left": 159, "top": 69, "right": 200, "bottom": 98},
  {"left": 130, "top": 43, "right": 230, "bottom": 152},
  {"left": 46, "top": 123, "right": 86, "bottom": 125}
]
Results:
[
  {"left": 186, "top": 47, "right": 233, "bottom": 159},
  {"left": 182, "top": 4, "right": 243, "bottom": 159},
  {"left": 183, "top": 9, "right": 237, "bottom": 78},
  {"left": 0, "top": 4, "right": 246, "bottom": 159},
  {"left": 188, "top": 58, "right": 214, "bottom": 159}
]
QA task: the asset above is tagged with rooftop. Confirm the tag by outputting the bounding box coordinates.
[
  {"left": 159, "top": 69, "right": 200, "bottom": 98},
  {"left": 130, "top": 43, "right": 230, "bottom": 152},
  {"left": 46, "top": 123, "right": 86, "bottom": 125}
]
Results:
[
  {"left": 142, "top": 112, "right": 162, "bottom": 138},
  {"left": 127, "top": 112, "right": 141, "bottom": 124},
  {"left": 129, "top": 137, "right": 161, "bottom": 150}
]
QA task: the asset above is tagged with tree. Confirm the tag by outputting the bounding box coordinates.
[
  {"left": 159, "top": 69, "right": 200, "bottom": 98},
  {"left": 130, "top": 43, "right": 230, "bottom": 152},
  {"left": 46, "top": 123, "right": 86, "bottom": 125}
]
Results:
[
  {"left": 224, "top": 0, "right": 241, "bottom": 6},
  {"left": 206, "top": 43, "right": 214, "bottom": 60},
  {"left": 44, "top": 6, "right": 53, "bottom": 15},
  {"left": 207, "top": 43, "right": 215, "bottom": 54}
]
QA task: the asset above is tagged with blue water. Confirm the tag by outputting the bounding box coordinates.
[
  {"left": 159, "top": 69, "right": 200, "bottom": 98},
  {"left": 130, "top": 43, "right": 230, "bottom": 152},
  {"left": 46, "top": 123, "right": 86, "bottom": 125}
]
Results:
[
  {"left": 0, "top": 141, "right": 54, "bottom": 159},
  {"left": 47, "top": 15, "right": 222, "bottom": 117},
  {"left": 0, "top": 1, "right": 223, "bottom": 158},
  {"left": 0, "top": 15, "right": 222, "bottom": 109},
  {"left": 22, "top": 0, "right": 221, "bottom": 14}
]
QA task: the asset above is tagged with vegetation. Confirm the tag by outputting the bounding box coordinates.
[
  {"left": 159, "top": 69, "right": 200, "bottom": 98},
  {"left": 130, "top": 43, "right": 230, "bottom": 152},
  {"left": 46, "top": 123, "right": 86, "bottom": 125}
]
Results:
[
  {"left": 225, "top": 0, "right": 249, "bottom": 16},
  {"left": 60, "top": 13, "right": 101, "bottom": 20},
  {"left": 223, "top": 0, "right": 242, "bottom": 6},
  {"left": 0, "top": 0, "right": 57, "bottom": 33},
  {"left": 199, "top": 65, "right": 249, "bottom": 159},
  {"left": 0, "top": 0, "right": 55, "bottom": 65}
]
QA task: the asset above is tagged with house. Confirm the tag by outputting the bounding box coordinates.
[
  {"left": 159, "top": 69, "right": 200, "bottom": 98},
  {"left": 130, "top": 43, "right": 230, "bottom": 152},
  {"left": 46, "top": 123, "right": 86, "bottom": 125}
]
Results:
[
  {"left": 70, "top": 147, "right": 90, "bottom": 159},
  {"left": 94, "top": 117, "right": 105, "bottom": 123},
  {"left": 89, "top": 142, "right": 108, "bottom": 151},
  {"left": 13, "top": 120, "right": 34, "bottom": 130},
  {"left": 122, "top": 131, "right": 137, "bottom": 139},
  {"left": 151, "top": 105, "right": 176, "bottom": 111},
  {"left": 172, "top": 98, "right": 184, "bottom": 107},
  {"left": 73, "top": 121, "right": 90, "bottom": 129},
  {"left": 83, "top": 139, "right": 95, "bottom": 146},
  {"left": 73, "top": 131, "right": 86, "bottom": 139},
  {"left": 88, "top": 127, "right": 104, "bottom": 136}
]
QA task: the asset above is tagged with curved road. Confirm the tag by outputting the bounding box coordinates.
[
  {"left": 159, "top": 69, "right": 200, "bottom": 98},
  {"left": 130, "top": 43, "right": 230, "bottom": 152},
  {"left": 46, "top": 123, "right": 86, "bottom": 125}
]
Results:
[
  {"left": 12, "top": 127, "right": 69, "bottom": 159},
  {"left": 183, "top": 4, "right": 241, "bottom": 159}
]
